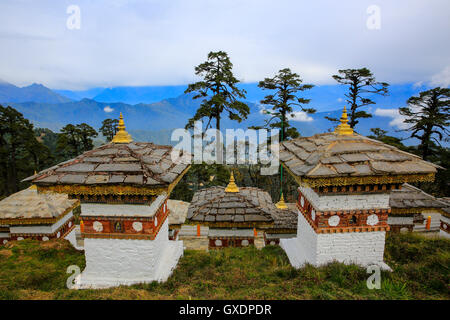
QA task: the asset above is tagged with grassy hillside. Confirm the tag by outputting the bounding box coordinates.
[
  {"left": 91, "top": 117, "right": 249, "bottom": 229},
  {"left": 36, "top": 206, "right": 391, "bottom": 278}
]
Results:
[{"left": 0, "top": 233, "right": 448, "bottom": 300}]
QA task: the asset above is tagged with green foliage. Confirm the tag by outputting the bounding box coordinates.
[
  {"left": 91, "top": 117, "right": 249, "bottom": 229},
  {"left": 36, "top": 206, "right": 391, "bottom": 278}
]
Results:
[
  {"left": 367, "top": 127, "right": 449, "bottom": 197},
  {"left": 368, "top": 128, "right": 415, "bottom": 153},
  {"left": 399, "top": 87, "right": 450, "bottom": 161},
  {"left": 185, "top": 51, "right": 249, "bottom": 131},
  {"left": 99, "top": 118, "right": 119, "bottom": 142},
  {"left": 0, "top": 234, "right": 448, "bottom": 300},
  {"left": 56, "top": 123, "right": 98, "bottom": 159},
  {"left": 251, "top": 68, "right": 315, "bottom": 141},
  {"left": 0, "top": 105, "right": 53, "bottom": 196},
  {"left": 328, "top": 68, "right": 389, "bottom": 129}
]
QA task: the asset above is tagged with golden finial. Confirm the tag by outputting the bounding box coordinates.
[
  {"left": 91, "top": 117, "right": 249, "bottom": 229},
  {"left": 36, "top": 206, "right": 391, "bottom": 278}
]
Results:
[
  {"left": 225, "top": 170, "right": 239, "bottom": 193},
  {"left": 334, "top": 106, "right": 354, "bottom": 135},
  {"left": 276, "top": 192, "right": 288, "bottom": 209},
  {"left": 111, "top": 112, "right": 133, "bottom": 143}
]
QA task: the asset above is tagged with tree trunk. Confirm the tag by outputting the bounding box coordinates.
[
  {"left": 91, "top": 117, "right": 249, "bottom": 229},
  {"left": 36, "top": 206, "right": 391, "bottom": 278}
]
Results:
[
  {"left": 216, "top": 114, "right": 223, "bottom": 164},
  {"left": 10, "top": 143, "right": 17, "bottom": 193}
]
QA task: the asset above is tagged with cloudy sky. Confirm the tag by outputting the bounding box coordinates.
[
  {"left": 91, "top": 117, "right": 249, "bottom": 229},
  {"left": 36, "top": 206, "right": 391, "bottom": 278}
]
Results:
[{"left": 0, "top": 0, "right": 449, "bottom": 90}]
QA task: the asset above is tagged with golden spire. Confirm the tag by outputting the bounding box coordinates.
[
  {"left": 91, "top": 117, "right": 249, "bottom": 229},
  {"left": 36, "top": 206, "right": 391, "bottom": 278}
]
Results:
[
  {"left": 225, "top": 170, "right": 239, "bottom": 193},
  {"left": 334, "top": 106, "right": 354, "bottom": 136},
  {"left": 276, "top": 192, "right": 288, "bottom": 209},
  {"left": 112, "top": 112, "right": 133, "bottom": 143}
]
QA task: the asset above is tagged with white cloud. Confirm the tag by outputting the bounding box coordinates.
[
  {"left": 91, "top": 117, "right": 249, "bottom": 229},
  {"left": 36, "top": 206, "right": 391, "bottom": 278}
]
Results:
[
  {"left": 288, "top": 111, "right": 314, "bottom": 122},
  {"left": 337, "top": 98, "right": 343, "bottom": 103},
  {"left": 0, "top": 0, "right": 449, "bottom": 89},
  {"left": 430, "top": 66, "right": 450, "bottom": 87},
  {"left": 374, "top": 108, "right": 409, "bottom": 130},
  {"left": 103, "top": 106, "right": 114, "bottom": 113},
  {"left": 259, "top": 105, "right": 313, "bottom": 122}
]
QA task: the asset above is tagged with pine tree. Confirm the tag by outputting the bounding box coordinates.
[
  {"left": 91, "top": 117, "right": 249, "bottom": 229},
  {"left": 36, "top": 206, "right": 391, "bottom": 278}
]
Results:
[
  {"left": 100, "top": 118, "right": 119, "bottom": 142},
  {"left": 251, "top": 68, "right": 315, "bottom": 141},
  {"left": 328, "top": 68, "right": 389, "bottom": 129},
  {"left": 57, "top": 123, "right": 98, "bottom": 159},
  {"left": 185, "top": 51, "right": 249, "bottom": 163},
  {"left": 185, "top": 51, "right": 249, "bottom": 131},
  {"left": 0, "top": 105, "right": 52, "bottom": 195},
  {"left": 399, "top": 87, "right": 450, "bottom": 161}
]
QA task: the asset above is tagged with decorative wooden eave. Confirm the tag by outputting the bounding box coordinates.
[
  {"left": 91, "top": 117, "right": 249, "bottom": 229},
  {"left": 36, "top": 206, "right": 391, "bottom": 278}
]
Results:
[
  {"left": 281, "top": 162, "right": 435, "bottom": 188},
  {"left": 184, "top": 220, "right": 274, "bottom": 230},
  {"left": 35, "top": 164, "right": 190, "bottom": 197},
  {"left": 389, "top": 207, "right": 447, "bottom": 216}
]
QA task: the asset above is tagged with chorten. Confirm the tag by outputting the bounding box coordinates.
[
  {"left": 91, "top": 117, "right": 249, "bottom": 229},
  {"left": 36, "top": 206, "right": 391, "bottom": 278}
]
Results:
[
  {"left": 0, "top": 185, "right": 79, "bottom": 245},
  {"left": 389, "top": 183, "right": 447, "bottom": 233},
  {"left": 186, "top": 172, "right": 297, "bottom": 249},
  {"left": 278, "top": 107, "right": 440, "bottom": 270},
  {"left": 24, "top": 114, "right": 191, "bottom": 288},
  {"left": 439, "top": 199, "right": 450, "bottom": 238}
]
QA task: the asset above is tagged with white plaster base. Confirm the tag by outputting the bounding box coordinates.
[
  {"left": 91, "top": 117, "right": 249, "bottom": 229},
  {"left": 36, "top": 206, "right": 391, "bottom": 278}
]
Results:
[
  {"left": 280, "top": 212, "right": 391, "bottom": 271},
  {"left": 64, "top": 227, "right": 84, "bottom": 251},
  {"left": 439, "top": 230, "right": 450, "bottom": 239},
  {"left": 73, "top": 219, "right": 183, "bottom": 289}
]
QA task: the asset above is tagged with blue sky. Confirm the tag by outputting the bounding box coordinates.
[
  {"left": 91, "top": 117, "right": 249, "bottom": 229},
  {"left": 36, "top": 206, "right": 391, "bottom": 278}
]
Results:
[{"left": 0, "top": 0, "right": 449, "bottom": 90}]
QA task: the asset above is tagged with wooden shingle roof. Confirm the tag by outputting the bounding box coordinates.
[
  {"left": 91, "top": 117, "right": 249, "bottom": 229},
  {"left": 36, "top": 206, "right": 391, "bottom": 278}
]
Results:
[
  {"left": 0, "top": 186, "right": 79, "bottom": 224},
  {"left": 390, "top": 184, "right": 447, "bottom": 210},
  {"left": 187, "top": 186, "right": 299, "bottom": 231},
  {"left": 24, "top": 142, "right": 190, "bottom": 189},
  {"left": 187, "top": 186, "right": 276, "bottom": 227},
  {"left": 280, "top": 132, "right": 440, "bottom": 187}
]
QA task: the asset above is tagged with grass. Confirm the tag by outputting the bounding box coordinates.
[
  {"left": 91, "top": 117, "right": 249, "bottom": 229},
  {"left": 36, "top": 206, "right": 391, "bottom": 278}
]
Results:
[{"left": 0, "top": 233, "right": 448, "bottom": 300}]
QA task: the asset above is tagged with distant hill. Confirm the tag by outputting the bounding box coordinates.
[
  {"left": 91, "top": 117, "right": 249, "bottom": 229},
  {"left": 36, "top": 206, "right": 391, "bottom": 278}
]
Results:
[
  {"left": 92, "top": 85, "right": 188, "bottom": 104},
  {"left": 7, "top": 92, "right": 418, "bottom": 146},
  {"left": 0, "top": 81, "right": 71, "bottom": 104},
  {"left": 54, "top": 88, "right": 105, "bottom": 101},
  {"left": 2, "top": 80, "right": 440, "bottom": 146}
]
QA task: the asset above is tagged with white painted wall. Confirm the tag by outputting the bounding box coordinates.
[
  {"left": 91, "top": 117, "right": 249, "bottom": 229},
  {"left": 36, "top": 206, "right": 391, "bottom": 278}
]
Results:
[
  {"left": 81, "top": 194, "right": 166, "bottom": 218},
  {"left": 10, "top": 211, "right": 73, "bottom": 235},
  {"left": 440, "top": 215, "right": 450, "bottom": 239},
  {"left": 299, "top": 186, "right": 390, "bottom": 211},
  {"left": 440, "top": 230, "right": 450, "bottom": 239},
  {"left": 281, "top": 209, "right": 388, "bottom": 269},
  {"left": 75, "top": 218, "right": 183, "bottom": 289}
]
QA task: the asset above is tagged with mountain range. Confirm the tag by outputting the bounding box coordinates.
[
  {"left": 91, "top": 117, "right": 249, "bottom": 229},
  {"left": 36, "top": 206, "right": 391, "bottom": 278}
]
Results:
[
  {"left": 0, "top": 80, "right": 439, "bottom": 146},
  {"left": 0, "top": 80, "right": 71, "bottom": 104}
]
